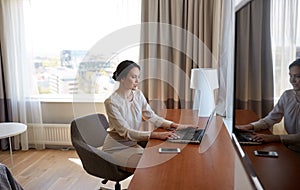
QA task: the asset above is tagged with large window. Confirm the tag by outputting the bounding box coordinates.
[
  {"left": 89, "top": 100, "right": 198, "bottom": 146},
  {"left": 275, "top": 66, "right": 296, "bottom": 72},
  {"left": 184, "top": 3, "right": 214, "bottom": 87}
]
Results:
[
  {"left": 297, "top": 5, "right": 300, "bottom": 59},
  {"left": 28, "top": 0, "right": 141, "bottom": 100},
  {"left": 271, "top": 0, "right": 299, "bottom": 102}
]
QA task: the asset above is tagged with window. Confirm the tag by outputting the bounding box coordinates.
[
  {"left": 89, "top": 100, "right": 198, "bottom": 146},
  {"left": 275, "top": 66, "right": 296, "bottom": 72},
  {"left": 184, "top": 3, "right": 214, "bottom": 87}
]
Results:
[
  {"left": 271, "top": 0, "right": 299, "bottom": 102},
  {"left": 297, "top": 5, "right": 300, "bottom": 59},
  {"left": 28, "top": 0, "right": 141, "bottom": 100}
]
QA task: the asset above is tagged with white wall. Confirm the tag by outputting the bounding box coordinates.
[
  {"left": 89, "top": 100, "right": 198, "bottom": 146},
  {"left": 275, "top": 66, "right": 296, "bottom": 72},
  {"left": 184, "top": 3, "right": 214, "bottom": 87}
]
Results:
[{"left": 41, "top": 102, "right": 106, "bottom": 124}]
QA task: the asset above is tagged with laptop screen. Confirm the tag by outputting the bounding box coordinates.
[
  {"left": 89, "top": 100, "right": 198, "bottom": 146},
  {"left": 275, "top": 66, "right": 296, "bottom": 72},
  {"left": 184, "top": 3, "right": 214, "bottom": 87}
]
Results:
[
  {"left": 197, "top": 107, "right": 216, "bottom": 140},
  {"left": 232, "top": 2, "right": 264, "bottom": 189},
  {"left": 197, "top": 108, "right": 219, "bottom": 152}
]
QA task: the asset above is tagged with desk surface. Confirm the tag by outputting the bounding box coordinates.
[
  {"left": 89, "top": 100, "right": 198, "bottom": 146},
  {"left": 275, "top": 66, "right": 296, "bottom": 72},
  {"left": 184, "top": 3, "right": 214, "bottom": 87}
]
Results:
[
  {"left": 0, "top": 122, "right": 27, "bottom": 139},
  {"left": 235, "top": 110, "right": 300, "bottom": 190},
  {"left": 128, "top": 109, "right": 237, "bottom": 190}
]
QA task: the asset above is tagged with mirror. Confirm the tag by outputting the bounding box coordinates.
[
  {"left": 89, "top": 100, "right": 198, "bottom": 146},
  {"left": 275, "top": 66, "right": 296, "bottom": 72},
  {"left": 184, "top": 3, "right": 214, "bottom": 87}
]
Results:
[{"left": 231, "top": 0, "right": 264, "bottom": 189}]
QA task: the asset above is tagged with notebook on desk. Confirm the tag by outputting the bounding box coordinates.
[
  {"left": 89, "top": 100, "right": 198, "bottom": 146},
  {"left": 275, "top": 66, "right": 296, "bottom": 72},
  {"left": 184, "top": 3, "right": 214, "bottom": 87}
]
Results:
[{"left": 168, "top": 108, "right": 216, "bottom": 144}]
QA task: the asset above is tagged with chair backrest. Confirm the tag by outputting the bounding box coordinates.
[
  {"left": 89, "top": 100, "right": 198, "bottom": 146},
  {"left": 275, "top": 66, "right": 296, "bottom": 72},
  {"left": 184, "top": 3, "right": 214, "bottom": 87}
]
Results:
[
  {"left": 70, "top": 113, "right": 132, "bottom": 184},
  {"left": 71, "top": 113, "right": 108, "bottom": 148}
]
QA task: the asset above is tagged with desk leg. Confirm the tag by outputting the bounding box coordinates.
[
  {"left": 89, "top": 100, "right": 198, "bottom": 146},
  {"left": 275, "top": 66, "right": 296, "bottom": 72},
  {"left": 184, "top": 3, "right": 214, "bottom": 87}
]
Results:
[{"left": 8, "top": 137, "right": 14, "bottom": 169}]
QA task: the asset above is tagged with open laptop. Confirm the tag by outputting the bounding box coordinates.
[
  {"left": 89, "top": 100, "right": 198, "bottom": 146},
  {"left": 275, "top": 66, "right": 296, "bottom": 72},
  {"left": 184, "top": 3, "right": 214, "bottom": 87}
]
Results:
[
  {"left": 233, "top": 122, "right": 262, "bottom": 145},
  {"left": 168, "top": 108, "right": 216, "bottom": 144},
  {"left": 234, "top": 130, "right": 262, "bottom": 145}
]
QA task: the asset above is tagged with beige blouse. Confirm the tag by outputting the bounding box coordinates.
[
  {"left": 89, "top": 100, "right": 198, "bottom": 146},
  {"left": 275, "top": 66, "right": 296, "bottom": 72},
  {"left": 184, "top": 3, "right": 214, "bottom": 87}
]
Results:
[
  {"left": 102, "top": 89, "right": 172, "bottom": 152},
  {"left": 251, "top": 89, "right": 300, "bottom": 147}
]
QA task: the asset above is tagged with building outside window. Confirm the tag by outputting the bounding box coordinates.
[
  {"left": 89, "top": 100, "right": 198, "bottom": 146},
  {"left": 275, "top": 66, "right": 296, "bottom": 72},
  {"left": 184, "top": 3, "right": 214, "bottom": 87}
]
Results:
[{"left": 29, "top": 0, "right": 141, "bottom": 101}]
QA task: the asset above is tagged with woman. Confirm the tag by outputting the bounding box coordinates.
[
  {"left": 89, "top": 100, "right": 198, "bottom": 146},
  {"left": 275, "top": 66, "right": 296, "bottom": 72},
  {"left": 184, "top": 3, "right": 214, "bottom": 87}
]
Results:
[
  {"left": 102, "top": 60, "right": 181, "bottom": 172},
  {"left": 236, "top": 59, "right": 300, "bottom": 151}
]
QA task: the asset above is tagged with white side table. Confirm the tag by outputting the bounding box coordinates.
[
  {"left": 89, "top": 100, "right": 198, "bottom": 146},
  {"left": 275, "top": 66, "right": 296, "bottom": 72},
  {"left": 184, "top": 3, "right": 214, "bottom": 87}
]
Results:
[{"left": 0, "top": 122, "right": 27, "bottom": 168}]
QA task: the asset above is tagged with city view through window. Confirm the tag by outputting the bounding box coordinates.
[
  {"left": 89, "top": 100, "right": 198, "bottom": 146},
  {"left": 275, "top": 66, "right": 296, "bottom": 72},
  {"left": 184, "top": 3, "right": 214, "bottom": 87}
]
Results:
[
  {"left": 30, "top": 0, "right": 298, "bottom": 101},
  {"left": 30, "top": 0, "right": 141, "bottom": 100}
]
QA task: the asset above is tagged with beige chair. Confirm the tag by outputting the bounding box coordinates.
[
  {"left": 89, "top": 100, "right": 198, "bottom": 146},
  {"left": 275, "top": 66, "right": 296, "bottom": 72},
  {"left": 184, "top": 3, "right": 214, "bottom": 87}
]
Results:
[{"left": 70, "top": 113, "right": 132, "bottom": 190}]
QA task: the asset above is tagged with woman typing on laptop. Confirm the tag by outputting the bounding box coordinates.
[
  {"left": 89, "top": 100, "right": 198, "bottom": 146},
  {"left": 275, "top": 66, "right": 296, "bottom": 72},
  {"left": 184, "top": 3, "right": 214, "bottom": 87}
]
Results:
[
  {"left": 102, "top": 60, "right": 187, "bottom": 173},
  {"left": 236, "top": 59, "right": 300, "bottom": 152}
]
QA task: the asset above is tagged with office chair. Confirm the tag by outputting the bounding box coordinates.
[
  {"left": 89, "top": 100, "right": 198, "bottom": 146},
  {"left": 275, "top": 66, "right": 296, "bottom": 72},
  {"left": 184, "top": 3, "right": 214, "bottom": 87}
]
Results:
[{"left": 70, "top": 113, "right": 132, "bottom": 190}]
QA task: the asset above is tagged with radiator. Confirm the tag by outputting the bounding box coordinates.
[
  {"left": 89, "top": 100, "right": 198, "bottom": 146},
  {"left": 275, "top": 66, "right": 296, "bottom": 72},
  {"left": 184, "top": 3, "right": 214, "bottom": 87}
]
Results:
[{"left": 27, "top": 123, "right": 72, "bottom": 146}]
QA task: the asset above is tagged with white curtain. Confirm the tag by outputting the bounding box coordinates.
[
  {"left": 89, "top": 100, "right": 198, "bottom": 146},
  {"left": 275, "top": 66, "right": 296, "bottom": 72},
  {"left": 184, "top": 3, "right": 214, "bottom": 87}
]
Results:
[
  {"left": 0, "top": 0, "right": 44, "bottom": 150},
  {"left": 218, "top": 0, "right": 235, "bottom": 118},
  {"left": 270, "top": 0, "right": 299, "bottom": 101}
]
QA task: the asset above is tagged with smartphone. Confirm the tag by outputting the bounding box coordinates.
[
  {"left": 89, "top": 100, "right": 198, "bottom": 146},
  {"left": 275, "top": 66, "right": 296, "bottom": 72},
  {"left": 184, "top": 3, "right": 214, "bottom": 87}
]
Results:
[
  {"left": 254, "top": 150, "right": 278, "bottom": 158},
  {"left": 158, "top": 148, "right": 181, "bottom": 154}
]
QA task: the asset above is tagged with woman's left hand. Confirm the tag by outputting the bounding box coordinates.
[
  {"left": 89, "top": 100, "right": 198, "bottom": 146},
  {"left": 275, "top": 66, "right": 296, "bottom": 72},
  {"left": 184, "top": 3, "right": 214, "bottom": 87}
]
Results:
[{"left": 252, "top": 133, "right": 281, "bottom": 143}]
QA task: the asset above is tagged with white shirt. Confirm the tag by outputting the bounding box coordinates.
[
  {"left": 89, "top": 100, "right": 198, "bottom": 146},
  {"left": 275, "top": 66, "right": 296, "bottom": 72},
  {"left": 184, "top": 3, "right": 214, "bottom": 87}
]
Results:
[
  {"left": 251, "top": 89, "right": 300, "bottom": 146},
  {"left": 102, "top": 89, "right": 172, "bottom": 151}
]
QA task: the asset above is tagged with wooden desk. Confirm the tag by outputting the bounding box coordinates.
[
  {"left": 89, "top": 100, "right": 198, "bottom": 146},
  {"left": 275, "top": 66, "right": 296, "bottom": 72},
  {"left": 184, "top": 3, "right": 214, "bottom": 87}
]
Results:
[
  {"left": 235, "top": 110, "right": 300, "bottom": 190},
  {"left": 128, "top": 109, "right": 237, "bottom": 190}
]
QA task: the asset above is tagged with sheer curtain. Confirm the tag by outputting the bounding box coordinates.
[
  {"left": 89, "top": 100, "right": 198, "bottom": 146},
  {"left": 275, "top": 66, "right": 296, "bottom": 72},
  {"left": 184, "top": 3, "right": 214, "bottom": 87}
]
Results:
[
  {"left": 220, "top": 0, "right": 235, "bottom": 118},
  {"left": 270, "top": 0, "right": 298, "bottom": 134},
  {"left": 0, "top": 0, "right": 44, "bottom": 150},
  {"left": 270, "top": 0, "right": 299, "bottom": 100}
]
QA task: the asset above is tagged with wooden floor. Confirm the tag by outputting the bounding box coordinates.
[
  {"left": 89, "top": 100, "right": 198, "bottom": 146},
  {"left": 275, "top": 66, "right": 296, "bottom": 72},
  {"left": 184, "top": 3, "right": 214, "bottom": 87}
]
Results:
[{"left": 0, "top": 148, "right": 132, "bottom": 190}]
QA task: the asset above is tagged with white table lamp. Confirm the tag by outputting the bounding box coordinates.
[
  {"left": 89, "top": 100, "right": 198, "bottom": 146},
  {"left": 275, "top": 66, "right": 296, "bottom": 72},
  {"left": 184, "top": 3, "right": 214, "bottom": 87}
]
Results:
[{"left": 190, "top": 68, "right": 218, "bottom": 117}]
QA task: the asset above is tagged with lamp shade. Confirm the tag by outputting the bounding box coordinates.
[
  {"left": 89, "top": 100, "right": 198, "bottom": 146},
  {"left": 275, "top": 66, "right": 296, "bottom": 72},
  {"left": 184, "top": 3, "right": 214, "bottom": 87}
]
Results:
[
  {"left": 190, "top": 68, "right": 218, "bottom": 90},
  {"left": 190, "top": 68, "right": 218, "bottom": 117}
]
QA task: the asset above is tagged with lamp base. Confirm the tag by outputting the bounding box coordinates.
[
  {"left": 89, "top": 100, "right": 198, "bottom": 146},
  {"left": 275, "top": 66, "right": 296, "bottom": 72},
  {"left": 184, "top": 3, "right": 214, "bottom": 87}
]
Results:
[
  {"left": 197, "top": 90, "right": 215, "bottom": 117},
  {"left": 198, "top": 107, "right": 215, "bottom": 117}
]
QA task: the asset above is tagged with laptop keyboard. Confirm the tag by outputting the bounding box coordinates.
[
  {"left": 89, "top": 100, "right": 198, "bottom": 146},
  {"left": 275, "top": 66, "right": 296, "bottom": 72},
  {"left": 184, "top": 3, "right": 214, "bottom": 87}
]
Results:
[
  {"left": 191, "top": 129, "right": 203, "bottom": 141},
  {"left": 175, "top": 128, "right": 203, "bottom": 140},
  {"left": 182, "top": 131, "right": 194, "bottom": 140},
  {"left": 236, "top": 132, "right": 262, "bottom": 145},
  {"left": 238, "top": 133, "right": 254, "bottom": 141},
  {"left": 175, "top": 128, "right": 194, "bottom": 140}
]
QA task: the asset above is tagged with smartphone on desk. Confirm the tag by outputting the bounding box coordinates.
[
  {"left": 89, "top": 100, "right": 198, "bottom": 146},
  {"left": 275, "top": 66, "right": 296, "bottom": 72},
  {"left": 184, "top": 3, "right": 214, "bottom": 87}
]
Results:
[
  {"left": 158, "top": 148, "right": 181, "bottom": 154},
  {"left": 254, "top": 150, "right": 278, "bottom": 158}
]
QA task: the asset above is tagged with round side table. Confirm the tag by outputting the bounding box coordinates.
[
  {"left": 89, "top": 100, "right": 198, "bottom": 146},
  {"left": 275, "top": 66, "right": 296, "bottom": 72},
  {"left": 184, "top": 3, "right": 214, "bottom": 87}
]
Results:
[{"left": 0, "top": 122, "right": 27, "bottom": 168}]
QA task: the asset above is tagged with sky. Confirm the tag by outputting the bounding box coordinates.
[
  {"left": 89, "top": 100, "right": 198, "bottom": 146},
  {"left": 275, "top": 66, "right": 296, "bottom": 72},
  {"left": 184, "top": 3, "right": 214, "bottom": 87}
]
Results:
[
  {"left": 29, "top": 0, "right": 141, "bottom": 56},
  {"left": 29, "top": 0, "right": 300, "bottom": 56}
]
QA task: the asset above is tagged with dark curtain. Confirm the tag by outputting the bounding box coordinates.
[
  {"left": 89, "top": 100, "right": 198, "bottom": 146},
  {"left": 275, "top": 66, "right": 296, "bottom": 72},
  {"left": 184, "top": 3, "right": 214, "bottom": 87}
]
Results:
[
  {"left": 0, "top": 41, "right": 13, "bottom": 150},
  {"left": 235, "top": 0, "right": 274, "bottom": 118},
  {"left": 139, "top": 0, "right": 223, "bottom": 109}
]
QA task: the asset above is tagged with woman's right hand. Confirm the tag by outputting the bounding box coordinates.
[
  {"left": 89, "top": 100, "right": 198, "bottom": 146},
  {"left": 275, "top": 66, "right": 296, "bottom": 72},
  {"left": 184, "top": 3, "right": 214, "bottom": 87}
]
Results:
[
  {"left": 235, "top": 124, "right": 254, "bottom": 131},
  {"left": 150, "top": 131, "right": 179, "bottom": 140}
]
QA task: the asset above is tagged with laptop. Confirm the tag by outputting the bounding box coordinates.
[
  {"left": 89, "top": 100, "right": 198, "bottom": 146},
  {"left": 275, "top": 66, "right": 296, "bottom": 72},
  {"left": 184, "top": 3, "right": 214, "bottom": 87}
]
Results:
[
  {"left": 168, "top": 108, "right": 216, "bottom": 144},
  {"left": 234, "top": 129, "right": 262, "bottom": 145}
]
